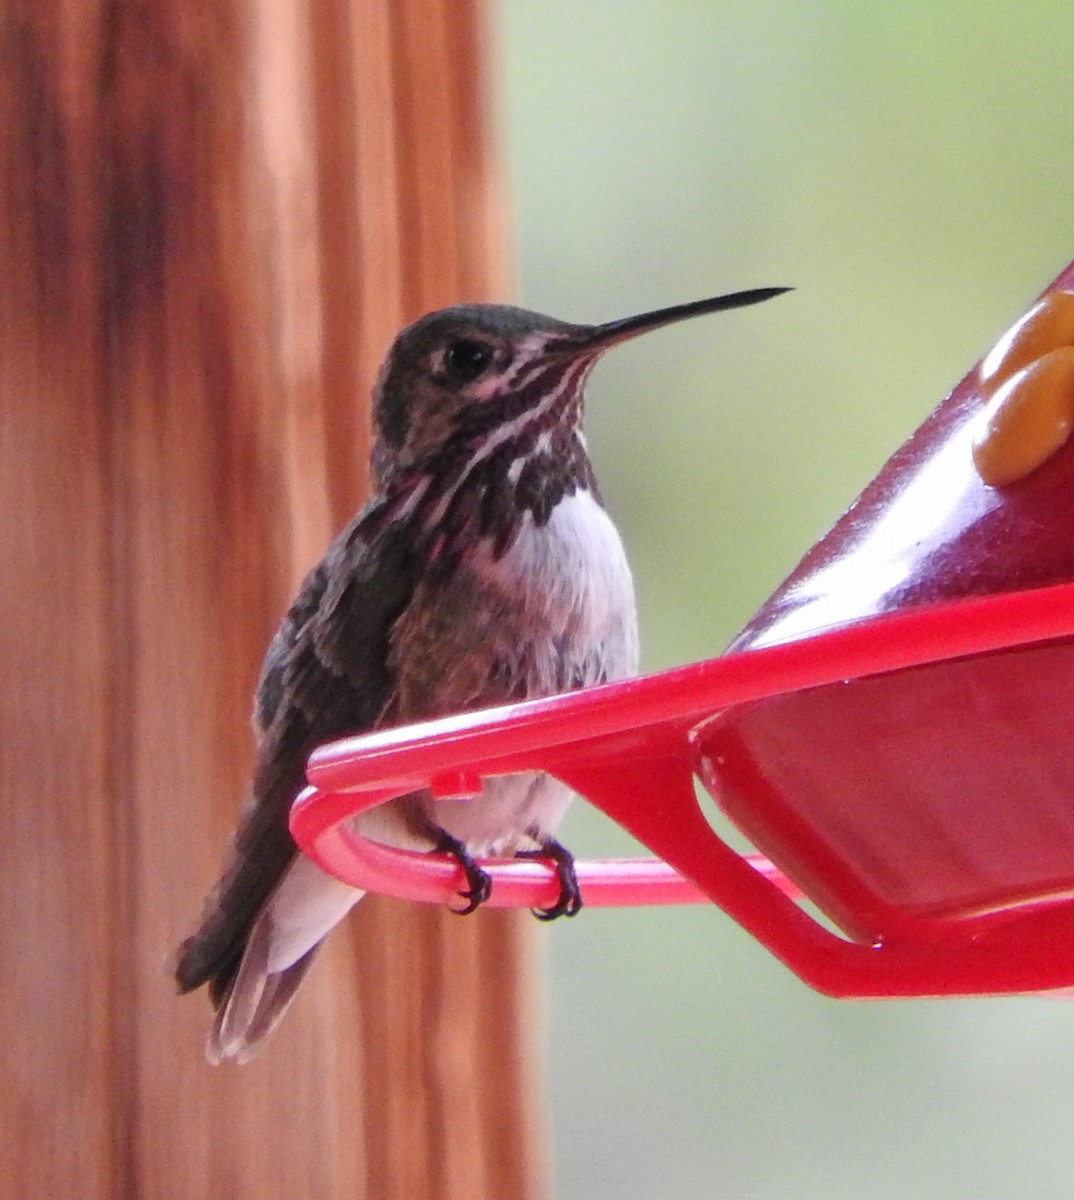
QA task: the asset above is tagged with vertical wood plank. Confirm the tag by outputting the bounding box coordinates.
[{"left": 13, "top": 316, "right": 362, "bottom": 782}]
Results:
[
  {"left": 0, "top": 10, "right": 116, "bottom": 1194},
  {"left": 0, "top": 0, "right": 545, "bottom": 1197}
]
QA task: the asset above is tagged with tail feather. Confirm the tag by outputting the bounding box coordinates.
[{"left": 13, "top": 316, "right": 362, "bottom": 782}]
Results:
[
  {"left": 180, "top": 853, "right": 365, "bottom": 1062},
  {"left": 206, "top": 914, "right": 320, "bottom": 1065},
  {"left": 176, "top": 764, "right": 306, "bottom": 1003}
]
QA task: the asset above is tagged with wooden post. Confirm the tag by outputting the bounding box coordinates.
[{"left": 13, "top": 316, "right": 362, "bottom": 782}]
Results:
[{"left": 0, "top": 2, "right": 546, "bottom": 1196}]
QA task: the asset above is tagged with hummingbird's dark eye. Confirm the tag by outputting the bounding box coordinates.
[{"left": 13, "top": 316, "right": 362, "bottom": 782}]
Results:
[{"left": 443, "top": 339, "right": 494, "bottom": 384}]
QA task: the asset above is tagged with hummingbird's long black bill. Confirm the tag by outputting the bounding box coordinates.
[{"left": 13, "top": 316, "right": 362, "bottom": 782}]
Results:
[{"left": 581, "top": 286, "right": 793, "bottom": 351}]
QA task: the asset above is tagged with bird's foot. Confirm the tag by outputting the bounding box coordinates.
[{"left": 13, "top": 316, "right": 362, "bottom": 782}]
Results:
[
  {"left": 434, "top": 831, "right": 493, "bottom": 915},
  {"left": 517, "top": 836, "right": 583, "bottom": 920}
]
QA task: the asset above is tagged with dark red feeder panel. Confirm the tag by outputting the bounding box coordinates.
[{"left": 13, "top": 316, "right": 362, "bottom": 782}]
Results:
[{"left": 292, "top": 257, "right": 1074, "bottom": 1000}]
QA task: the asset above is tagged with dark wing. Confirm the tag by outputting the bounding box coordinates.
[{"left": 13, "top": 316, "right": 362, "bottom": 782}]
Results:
[{"left": 175, "top": 501, "right": 417, "bottom": 1000}]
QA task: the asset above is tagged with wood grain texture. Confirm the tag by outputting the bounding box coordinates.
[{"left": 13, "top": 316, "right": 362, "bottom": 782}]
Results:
[{"left": 0, "top": 1, "right": 544, "bottom": 1196}]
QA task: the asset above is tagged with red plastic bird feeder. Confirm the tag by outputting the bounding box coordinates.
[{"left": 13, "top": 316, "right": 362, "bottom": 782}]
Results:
[{"left": 292, "top": 257, "right": 1074, "bottom": 1001}]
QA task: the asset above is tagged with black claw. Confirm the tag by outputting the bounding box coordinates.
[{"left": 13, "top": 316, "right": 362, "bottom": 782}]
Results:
[
  {"left": 517, "top": 837, "right": 583, "bottom": 921},
  {"left": 434, "top": 831, "right": 493, "bottom": 915}
]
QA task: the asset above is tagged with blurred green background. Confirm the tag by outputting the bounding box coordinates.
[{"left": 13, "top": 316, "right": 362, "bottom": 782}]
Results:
[{"left": 495, "top": 4, "right": 1074, "bottom": 1198}]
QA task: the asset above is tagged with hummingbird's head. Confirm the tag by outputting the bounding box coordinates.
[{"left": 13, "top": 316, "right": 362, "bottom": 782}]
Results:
[
  {"left": 370, "top": 289, "right": 792, "bottom": 488},
  {"left": 371, "top": 305, "right": 580, "bottom": 484}
]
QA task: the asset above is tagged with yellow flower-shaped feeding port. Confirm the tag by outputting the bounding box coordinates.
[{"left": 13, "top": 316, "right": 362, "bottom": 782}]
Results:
[{"left": 973, "top": 291, "right": 1074, "bottom": 486}]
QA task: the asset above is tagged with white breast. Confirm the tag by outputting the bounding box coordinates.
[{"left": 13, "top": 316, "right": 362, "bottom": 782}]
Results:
[{"left": 481, "top": 488, "right": 639, "bottom": 684}]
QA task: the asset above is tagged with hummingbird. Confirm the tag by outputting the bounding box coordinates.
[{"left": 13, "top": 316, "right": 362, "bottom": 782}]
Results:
[{"left": 176, "top": 286, "right": 790, "bottom": 1062}]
